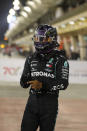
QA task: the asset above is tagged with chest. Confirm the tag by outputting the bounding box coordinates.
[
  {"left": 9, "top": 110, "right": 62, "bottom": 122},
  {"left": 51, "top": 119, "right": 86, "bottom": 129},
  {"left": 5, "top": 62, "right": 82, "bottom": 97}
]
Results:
[{"left": 30, "top": 58, "right": 56, "bottom": 79}]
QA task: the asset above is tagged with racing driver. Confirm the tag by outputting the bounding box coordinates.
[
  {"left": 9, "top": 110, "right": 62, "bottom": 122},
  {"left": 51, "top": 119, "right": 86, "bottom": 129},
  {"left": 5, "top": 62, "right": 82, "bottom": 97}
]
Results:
[{"left": 20, "top": 24, "right": 69, "bottom": 131}]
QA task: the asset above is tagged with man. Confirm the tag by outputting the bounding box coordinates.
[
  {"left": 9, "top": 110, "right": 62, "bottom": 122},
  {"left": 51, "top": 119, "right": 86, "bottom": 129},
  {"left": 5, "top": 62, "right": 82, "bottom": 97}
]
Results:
[{"left": 20, "top": 24, "right": 69, "bottom": 131}]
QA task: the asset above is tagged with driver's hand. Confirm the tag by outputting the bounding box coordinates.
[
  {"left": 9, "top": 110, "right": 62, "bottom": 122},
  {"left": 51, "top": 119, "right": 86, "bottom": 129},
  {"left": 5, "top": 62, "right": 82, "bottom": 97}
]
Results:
[{"left": 27, "top": 80, "right": 42, "bottom": 89}]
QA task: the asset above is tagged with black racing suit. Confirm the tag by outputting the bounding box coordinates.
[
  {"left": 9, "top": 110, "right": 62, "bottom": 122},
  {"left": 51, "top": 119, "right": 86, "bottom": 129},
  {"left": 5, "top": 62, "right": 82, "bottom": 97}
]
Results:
[{"left": 20, "top": 50, "right": 69, "bottom": 131}]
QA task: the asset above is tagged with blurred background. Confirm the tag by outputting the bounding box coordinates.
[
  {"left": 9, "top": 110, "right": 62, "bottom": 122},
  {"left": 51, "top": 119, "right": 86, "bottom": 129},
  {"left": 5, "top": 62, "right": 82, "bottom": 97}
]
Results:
[{"left": 0, "top": 0, "right": 87, "bottom": 131}]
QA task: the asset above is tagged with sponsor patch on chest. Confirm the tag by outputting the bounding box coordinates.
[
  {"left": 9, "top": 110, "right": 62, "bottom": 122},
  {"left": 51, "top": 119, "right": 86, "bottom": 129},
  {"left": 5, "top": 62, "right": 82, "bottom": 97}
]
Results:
[
  {"left": 31, "top": 71, "right": 55, "bottom": 78},
  {"left": 46, "top": 64, "right": 53, "bottom": 68},
  {"left": 45, "top": 57, "right": 54, "bottom": 72}
]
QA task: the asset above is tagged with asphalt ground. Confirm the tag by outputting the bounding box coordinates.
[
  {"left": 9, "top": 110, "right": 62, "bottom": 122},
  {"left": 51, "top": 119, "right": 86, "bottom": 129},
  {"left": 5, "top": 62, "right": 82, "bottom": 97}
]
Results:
[{"left": 0, "top": 84, "right": 87, "bottom": 131}]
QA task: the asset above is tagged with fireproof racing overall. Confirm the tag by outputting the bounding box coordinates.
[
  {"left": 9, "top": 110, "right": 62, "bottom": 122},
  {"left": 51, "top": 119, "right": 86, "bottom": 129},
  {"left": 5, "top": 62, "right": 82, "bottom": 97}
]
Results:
[{"left": 20, "top": 50, "right": 69, "bottom": 131}]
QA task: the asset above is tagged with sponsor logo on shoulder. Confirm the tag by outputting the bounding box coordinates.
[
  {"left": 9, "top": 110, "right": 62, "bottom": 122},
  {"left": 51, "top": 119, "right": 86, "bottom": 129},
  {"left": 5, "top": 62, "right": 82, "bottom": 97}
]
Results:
[{"left": 64, "top": 61, "right": 68, "bottom": 67}]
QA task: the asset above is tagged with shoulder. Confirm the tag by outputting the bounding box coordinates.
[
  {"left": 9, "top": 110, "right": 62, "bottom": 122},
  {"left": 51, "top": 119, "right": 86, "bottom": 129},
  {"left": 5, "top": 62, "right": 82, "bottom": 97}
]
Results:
[
  {"left": 25, "top": 52, "right": 39, "bottom": 63},
  {"left": 54, "top": 50, "right": 69, "bottom": 65},
  {"left": 26, "top": 52, "right": 36, "bottom": 60},
  {"left": 53, "top": 50, "right": 67, "bottom": 60},
  {"left": 25, "top": 54, "right": 33, "bottom": 64}
]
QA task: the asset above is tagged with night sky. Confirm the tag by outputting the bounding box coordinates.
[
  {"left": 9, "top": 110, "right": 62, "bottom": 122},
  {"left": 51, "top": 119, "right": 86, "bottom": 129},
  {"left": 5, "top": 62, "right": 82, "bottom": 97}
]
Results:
[{"left": 0, "top": 0, "right": 13, "bottom": 41}]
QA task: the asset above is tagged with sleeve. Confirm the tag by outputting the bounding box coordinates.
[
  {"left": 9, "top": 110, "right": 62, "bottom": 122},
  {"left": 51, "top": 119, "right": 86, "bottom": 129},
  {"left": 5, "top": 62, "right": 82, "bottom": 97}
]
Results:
[
  {"left": 44, "top": 56, "right": 69, "bottom": 91},
  {"left": 20, "top": 57, "right": 31, "bottom": 88}
]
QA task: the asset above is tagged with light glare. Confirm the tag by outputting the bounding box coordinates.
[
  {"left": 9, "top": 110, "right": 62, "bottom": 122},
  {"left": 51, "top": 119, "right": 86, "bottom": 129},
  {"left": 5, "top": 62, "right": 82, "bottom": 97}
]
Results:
[
  {"left": 61, "top": 24, "right": 66, "bottom": 28},
  {"left": 24, "top": 6, "right": 31, "bottom": 13},
  {"left": 9, "top": 9, "right": 15, "bottom": 15},
  {"left": 27, "top": 1, "right": 36, "bottom": 9},
  {"left": 21, "top": 11, "right": 28, "bottom": 18},
  {"left": 69, "top": 21, "right": 75, "bottom": 25},
  {"left": 79, "top": 17, "right": 85, "bottom": 21},
  {"left": 13, "top": 0, "right": 20, "bottom": 6}
]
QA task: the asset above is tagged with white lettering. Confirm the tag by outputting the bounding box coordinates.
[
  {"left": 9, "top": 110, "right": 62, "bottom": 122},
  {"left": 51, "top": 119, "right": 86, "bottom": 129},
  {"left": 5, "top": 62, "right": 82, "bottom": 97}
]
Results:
[{"left": 31, "top": 71, "right": 55, "bottom": 78}]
